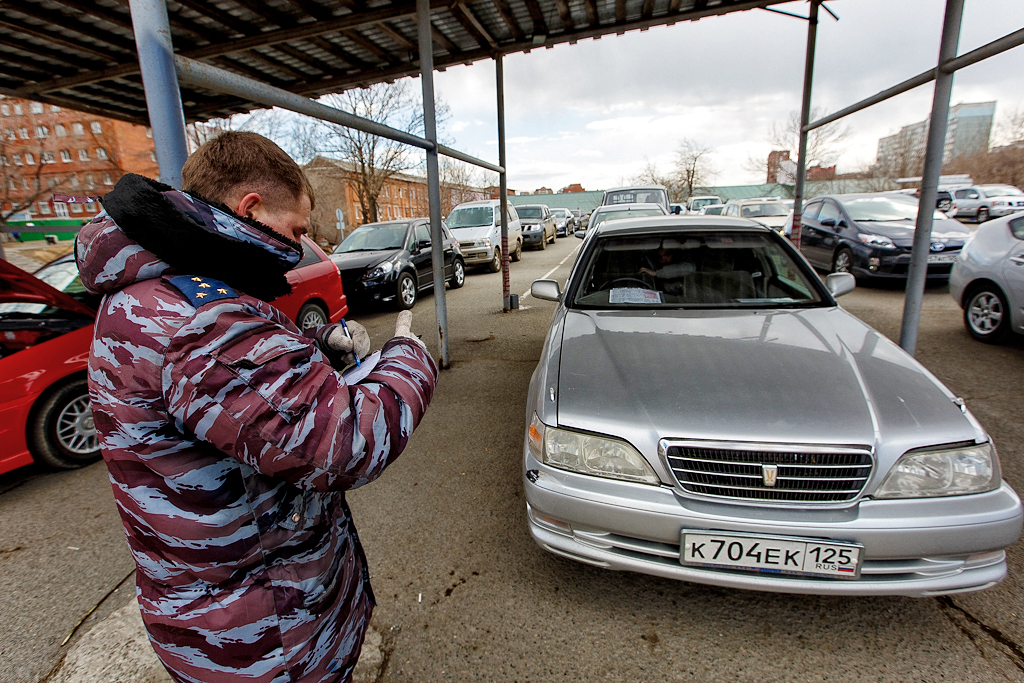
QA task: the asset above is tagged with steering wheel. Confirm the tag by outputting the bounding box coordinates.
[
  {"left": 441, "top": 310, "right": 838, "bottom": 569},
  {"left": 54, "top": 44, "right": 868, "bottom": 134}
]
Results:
[{"left": 603, "top": 277, "right": 653, "bottom": 290}]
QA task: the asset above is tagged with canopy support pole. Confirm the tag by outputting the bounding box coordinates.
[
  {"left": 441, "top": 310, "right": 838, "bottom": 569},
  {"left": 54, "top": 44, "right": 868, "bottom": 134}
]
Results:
[
  {"left": 417, "top": 0, "right": 450, "bottom": 368},
  {"left": 791, "top": 0, "right": 819, "bottom": 248},
  {"left": 899, "top": 0, "right": 964, "bottom": 355},
  {"left": 128, "top": 0, "right": 189, "bottom": 189},
  {"left": 497, "top": 54, "right": 511, "bottom": 312}
]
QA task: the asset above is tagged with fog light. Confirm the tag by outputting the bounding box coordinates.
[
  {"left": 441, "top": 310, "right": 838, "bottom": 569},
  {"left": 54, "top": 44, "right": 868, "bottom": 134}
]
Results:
[{"left": 868, "top": 257, "right": 880, "bottom": 271}]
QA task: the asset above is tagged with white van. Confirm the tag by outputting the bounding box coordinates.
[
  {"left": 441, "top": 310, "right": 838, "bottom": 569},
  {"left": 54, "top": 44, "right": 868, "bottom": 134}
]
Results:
[{"left": 446, "top": 200, "right": 523, "bottom": 272}]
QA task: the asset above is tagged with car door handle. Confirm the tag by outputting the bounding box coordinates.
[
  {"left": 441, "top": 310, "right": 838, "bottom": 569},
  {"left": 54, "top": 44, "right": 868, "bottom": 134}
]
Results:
[{"left": 1011, "top": 257, "right": 1024, "bottom": 266}]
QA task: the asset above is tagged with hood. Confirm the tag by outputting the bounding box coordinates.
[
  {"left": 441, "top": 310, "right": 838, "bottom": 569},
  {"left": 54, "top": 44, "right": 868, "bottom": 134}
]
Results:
[
  {"left": 0, "top": 258, "right": 96, "bottom": 317},
  {"left": 76, "top": 174, "right": 301, "bottom": 301},
  {"left": 555, "top": 307, "right": 975, "bottom": 451},
  {"left": 750, "top": 215, "right": 788, "bottom": 228},
  {"left": 449, "top": 226, "right": 495, "bottom": 242},
  {"left": 330, "top": 249, "right": 397, "bottom": 273},
  {"left": 853, "top": 217, "right": 970, "bottom": 247}
]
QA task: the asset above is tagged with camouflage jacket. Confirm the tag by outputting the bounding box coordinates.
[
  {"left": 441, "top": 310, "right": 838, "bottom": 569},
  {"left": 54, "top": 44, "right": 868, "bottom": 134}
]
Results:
[{"left": 78, "top": 176, "right": 437, "bottom": 682}]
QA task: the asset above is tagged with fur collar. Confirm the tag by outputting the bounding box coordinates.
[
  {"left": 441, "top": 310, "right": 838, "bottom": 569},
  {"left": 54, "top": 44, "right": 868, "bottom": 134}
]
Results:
[{"left": 100, "top": 174, "right": 301, "bottom": 301}]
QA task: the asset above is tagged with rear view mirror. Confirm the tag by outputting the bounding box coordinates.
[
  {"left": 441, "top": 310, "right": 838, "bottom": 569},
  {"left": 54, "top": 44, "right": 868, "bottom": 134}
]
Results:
[
  {"left": 531, "top": 279, "right": 562, "bottom": 302},
  {"left": 575, "top": 230, "right": 586, "bottom": 239},
  {"left": 418, "top": 239, "right": 431, "bottom": 249},
  {"left": 825, "top": 272, "right": 856, "bottom": 298}
]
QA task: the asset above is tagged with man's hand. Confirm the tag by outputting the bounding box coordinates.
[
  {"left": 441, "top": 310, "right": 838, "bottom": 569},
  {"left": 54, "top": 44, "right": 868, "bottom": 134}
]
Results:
[
  {"left": 326, "top": 320, "right": 371, "bottom": 366},
  {"left": 394, "top": 310, "right": 427, "bottom": 349}
]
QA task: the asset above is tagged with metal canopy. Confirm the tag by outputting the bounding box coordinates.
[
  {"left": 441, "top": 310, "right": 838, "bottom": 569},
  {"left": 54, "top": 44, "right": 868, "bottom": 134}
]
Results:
[{"left": 0, "top": 0, "right": 786, "bottom": 127}]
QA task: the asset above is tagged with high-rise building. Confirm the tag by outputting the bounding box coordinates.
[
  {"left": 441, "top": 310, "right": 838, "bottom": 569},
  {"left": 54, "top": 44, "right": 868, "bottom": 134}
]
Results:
[
  {"left": 0, "top": 96, "right": 159, "bottom": 237},
  {"left": 874, "top": 101, "right": 995, "bottom": 178}
]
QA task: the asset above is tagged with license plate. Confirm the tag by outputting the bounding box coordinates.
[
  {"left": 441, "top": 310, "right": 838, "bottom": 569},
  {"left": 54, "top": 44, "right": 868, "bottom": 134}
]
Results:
[
  {"left": 927, "top": 252, "right": 958, "bottom": 263},
  {"left": 681, "top": 530, "right": 863, "bottom": 579}
]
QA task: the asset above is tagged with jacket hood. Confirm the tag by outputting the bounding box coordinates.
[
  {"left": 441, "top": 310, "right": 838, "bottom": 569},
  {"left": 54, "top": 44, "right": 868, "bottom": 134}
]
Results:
[{"left": 76, "top": 174, "right": 301, "bottom": 301}]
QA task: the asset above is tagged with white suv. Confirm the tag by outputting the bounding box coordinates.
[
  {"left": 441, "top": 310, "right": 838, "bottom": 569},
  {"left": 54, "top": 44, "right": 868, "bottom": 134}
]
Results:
[{"left": 446, "top": 200, "right": 523, "bottom": 272}]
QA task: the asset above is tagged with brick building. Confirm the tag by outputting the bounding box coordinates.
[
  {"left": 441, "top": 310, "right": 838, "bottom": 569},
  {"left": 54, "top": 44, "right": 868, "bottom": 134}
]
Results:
[
  {"left": 560, "top": 183, "right": 586, "bottom": 193},
  {"left": 1, "top": 96, "right": 159, "bottom": 239},
  {"left": 766, "top": 150, "right": 835, "bottom": 184}
]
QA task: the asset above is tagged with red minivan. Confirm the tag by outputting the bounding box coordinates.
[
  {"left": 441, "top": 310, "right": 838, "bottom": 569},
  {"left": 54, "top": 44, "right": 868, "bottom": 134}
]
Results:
[{"left": 0, "top": 235, "right": 347, "bottom": 475}]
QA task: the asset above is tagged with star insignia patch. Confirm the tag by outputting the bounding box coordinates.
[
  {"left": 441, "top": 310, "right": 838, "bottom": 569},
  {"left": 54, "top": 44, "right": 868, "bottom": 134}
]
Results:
[{"left": 167, "top": 275, "right": 238, "bottom": 307}]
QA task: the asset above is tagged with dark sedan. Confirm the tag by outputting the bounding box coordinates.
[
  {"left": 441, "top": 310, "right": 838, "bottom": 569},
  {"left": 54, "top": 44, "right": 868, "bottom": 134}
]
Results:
[
  {"left": 330, "top": 218, "right": 465, "bottom": 310},
  {"left": 799, "top": 193, "right": 972, "bottom": 280}
]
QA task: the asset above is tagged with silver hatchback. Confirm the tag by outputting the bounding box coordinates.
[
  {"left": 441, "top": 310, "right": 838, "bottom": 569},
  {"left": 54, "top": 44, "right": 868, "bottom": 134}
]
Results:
[{"left": 525, "top": 216, "right": 1021, "bottom": 597}]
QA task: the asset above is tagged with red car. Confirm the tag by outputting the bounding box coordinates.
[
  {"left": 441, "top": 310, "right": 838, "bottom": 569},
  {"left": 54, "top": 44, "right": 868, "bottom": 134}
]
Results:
[{"left": 0, "top": 236, "right": 346, "bottom": 475}]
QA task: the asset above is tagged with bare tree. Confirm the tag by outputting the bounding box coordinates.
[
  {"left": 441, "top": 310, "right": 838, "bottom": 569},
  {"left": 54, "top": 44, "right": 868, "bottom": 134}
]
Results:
[
  {"left": 768, "top": 107, "right": 850, "bottom": 167},
  {"left": 993, "top": 105, "right": 1024, "bottom": 147},
  {"left": 314, "top": 82, "right": 448, "bottom": 225},
  {"left": 186, "top": 108, "right": 290, "bottom": 153},
  {"left": 945, "top": 147, "right": 1024, "bottom": 189},
  {"left": 675, "top": 139, "right": 716, "bottom": 200},
  {"left": 631, "top": 158, "right": 683, "bottom": 201},
  {"left": 439, "top": 157, "right": 490, "bottom": 217}
]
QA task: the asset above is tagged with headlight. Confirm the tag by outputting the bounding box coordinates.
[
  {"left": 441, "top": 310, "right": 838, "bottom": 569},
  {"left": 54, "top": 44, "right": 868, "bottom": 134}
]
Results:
[
  {"left": 874, "top": 442, "right": 1001, "bottom": 499},
  {"left": 363, "top": 261, "right": 395, "bottom": 279},
  {"left": 858, "top": 233, "right": 896, "bottom": 249},
  {"left": 528, "top": 414, "right": 659, "bottom": 485}
]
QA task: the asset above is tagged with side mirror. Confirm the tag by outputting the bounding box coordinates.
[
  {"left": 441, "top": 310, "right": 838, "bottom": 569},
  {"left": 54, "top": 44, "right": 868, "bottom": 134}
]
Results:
[
  {"left": 531, "top": 279, "right": 562, "bottom": 302},
  {"left": 825, "top": 272, "right": 855, "bottom": 298},
  {"left": 575, "top": 230, "right": 586, "bottom": 239},
  {"left": 418, "top": 239, "right": 431, "bottom": 249},
  {"left": 820, "top": 218, "right": 836, "bottom": 228}
]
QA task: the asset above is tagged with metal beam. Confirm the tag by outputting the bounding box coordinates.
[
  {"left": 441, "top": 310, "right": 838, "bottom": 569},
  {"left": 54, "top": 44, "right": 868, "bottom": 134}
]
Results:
[
  {"left": 899, "top": 0, "right": 964, "bottom": 355},
  {"left": 417, "top": 0, "right": 451, "bottom": 368},
  {"left": 791, "top": 0, "right": 818, "bottom": 248},
  {"left": 806, "top": 25, "right": 1024, "bottom": 133},
  {"left": 129, "top": 0, "right": 189, "bottom": 189},
  {"left": 497, "top": 53, "right": 511, "bottom": 312}
]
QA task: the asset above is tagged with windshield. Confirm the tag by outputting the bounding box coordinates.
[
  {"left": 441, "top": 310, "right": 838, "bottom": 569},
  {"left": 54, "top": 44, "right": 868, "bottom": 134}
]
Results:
[
  {"left": 591, "top": 207, "right": 665, "bottom": 230},
  {"left": 0, "top": 259, "right": 95, "bottom": 316},
  {"left": 703, "top": 205, "right": 725, "bottom": 215},
  {"left": 605, "top": 189, "right": 668, "bottom": 207},
  {"left": 334, "top": 222, "right": 409, "bottom": 253},
  {"left": 690, "top": 198, "right": 720, "bottom": 210},
  {"left": 740, "top": 203, "right": 788, "bottom": 218},
  {"left": 447, "top": 206, "right": 494, "bottom": 228},
  {"left": 551, "top": 208, "right": 570, "bottom": 217},
  {"left": 572, "top": 231, "right": 824, "bottom": 309},
  {"left": 517, "top": 207, "right": 544, "bottom": 219},
  {"left": 982, "top": 186, "right": 1024, "bottom": 198},
  {"left": 843, "top": 196, "right": 945, "bottom": 222}
]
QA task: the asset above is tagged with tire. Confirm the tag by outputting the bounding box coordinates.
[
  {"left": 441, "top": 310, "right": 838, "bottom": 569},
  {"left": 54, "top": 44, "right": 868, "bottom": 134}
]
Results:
[
  {"left": 548, "top": 229, "right": 556, "bottom": 244},
  {"left": 538, "top": 233, "right": 546, "bottom": 250},
  {"left": 449, "top": 258, "right": 465, "bottom": 289},
  {"left": 487, "top": 248, "right": 502, "bottom": 273},
  {"left": 30, "top": 378, "right": 101, "bottom": 469},
  {"left": 832, "top": 247, "right": 853, "bottom": 274},
  {"left": 964, "top": 284, "right": 1012, "bottom": 343},
  {"left": 296, "top": 302, "right": 328, "bottom": 330},
  {"left": 977, "top": 207, "right": 989, "bottom": 223},
  {"left": 396, "top": 272, "right": 417, "bottom": 310},
  {"left": 510, "top": 239, "right": 522, "bottom": 262}
]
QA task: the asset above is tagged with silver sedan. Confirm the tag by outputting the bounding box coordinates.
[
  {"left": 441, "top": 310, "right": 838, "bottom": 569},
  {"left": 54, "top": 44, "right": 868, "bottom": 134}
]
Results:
[
  {"left": 525, "top": 215, "right": 1021, "bottom": 597},
  {"left": 949, "top": 213, "right": 1024, "bottom": 343}
]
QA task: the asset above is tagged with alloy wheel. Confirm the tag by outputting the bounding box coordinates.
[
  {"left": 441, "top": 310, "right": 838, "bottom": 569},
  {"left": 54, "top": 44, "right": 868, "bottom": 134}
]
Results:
[
  {"left": 56, "top": 396, "right": 98, "bottom": 455},
  {"left": 968, "top": 291, "right": 1003, "bottom": 335}
]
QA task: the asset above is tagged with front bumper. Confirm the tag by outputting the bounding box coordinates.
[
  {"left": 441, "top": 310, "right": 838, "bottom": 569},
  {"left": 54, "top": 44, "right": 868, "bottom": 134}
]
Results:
[
  {"left": 341, "top": 276, "right": 396, "bottom": 304},
  {"left": 460, "top": 246, "right": 495, "bottom": 265},
  {"left": 853, "top": 248, "right": 961, "bottom": 280},
  {"left": 989, "top": 205, "right": 1024, "bottom": 218},
  {"left": 523, "top": 230, "right": 545, "bottom": 246},
  {"left": 524, "top": 455, "right": 1022, "bottom": 597}
]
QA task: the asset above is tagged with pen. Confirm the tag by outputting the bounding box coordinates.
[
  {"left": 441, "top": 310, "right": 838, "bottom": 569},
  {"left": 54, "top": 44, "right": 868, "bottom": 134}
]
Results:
[{"left": 340, "top": 318, "right": 360, "bottom": 367}]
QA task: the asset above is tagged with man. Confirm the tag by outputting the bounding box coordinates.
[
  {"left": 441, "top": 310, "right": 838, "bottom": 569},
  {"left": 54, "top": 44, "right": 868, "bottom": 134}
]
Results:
[{"left": 78, "top": 132, "right": 437, "bottom": 682}]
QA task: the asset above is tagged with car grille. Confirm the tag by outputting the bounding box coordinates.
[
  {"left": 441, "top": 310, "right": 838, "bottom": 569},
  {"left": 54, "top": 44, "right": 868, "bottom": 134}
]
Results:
[{"left": 664, "top": 442, "right": 873, "bottom": 504}]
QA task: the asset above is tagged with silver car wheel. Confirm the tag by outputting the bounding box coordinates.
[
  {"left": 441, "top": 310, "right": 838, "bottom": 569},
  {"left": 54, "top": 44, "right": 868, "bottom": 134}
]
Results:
[
  {"left": 968, "top": 291, "right": 1003, "bottom": 334},
  {"left": 57, "top": 396, "right": 98, "bottom": 455},
  {"left": 833, "top": 249, "right": 852, "bottom": 273},
  {"left": 300, "top": 307, "right": 327, "bottom": 329},
  {"left": 401, "top": 276, "right": 416, "bottom": 306}
]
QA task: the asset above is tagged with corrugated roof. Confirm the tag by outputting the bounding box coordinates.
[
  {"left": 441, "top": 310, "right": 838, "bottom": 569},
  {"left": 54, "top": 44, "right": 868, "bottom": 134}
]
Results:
[
  {"left": 0, "top": 0, "right": 786, "bottom": 126},
  {"left": 508, "top": 190, "right": 603, "bottom": 212}
]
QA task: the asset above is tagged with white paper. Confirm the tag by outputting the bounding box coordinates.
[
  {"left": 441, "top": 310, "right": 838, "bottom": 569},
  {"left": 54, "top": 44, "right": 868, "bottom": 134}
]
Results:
[
  {"left": 341, "top": 350, "right": 382, "bottom": 384},
  {"left": 608, "top": 288, "right": 662, "bottom": 304}
]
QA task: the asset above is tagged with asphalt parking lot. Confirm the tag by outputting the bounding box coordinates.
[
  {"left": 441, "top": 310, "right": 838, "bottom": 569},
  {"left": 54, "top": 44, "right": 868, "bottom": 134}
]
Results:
[{"left": 2, "top": 234, "right": 1024, "bottom": 682}]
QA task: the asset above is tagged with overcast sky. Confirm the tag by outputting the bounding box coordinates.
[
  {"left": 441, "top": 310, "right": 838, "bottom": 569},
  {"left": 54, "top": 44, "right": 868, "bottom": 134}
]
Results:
[{"left": 417, "top": 0, "right": 1024, "bottom": 193}]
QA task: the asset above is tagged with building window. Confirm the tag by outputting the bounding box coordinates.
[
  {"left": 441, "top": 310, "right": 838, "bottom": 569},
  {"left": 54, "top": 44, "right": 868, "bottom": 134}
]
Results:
[
  {"left": 70, "top": 175, "right": 79, "bottom": 188},
  {"left": 47, "top": 176, "right": 59, "bottom": 187},
  {"left": 85, "top": 173, "right": 94, "bottom": 188},
  {"left": 50, "top": 106, "right": 60, "bottom": 113},
  {"left": 14, "top": 104, "right": 23, "bottom": 115},
  {"left": 72, "top": 122, "right": 84, "bottom": 136},
  {"left": 55, "top": 202, "right": 70, "bottom": 217},
  {"left": 39, "top": 202, "right": 51, "bottom": 214},
  {"left": 149, "top": 151, "right": 156, "bottom": 161},
  {"left": 24, "top": 152, "right": 35, "bottom": 165},
  {"left": 35, "top": 125, "right": 48, "bottom": 138},
  {"left": 70, "top": 202, "right": 83, "bottom": 214},
  {"left": 102, "top": 173, "right": 113, "bottom": 185},
  {"left": 41, "top": 152, "right": 55, "bottom": 164},
  {"left": 84, "top": 202, "right": 96, "bottom": 212},
  {"left": 5, "top": 129, "right": 13, "bottom": 140},
  {"left": 55, "top": 124, "right": 66, "bottom": 137},
  {"left": 30, "top": 102, "right": 43, "bottom": 114},
  {"left": 96, "top": 147, "right": 108, "bottom": 160},
  {"left": 0, "top": 105, "right": 8, "bottom": 116},
  {"left": 18, "top": 127, "right": 29, "bottom": 139},
  {"left": 79, "top": 149, "right": 89, "bottom": 161},
  {"left": 146, "top": 127, "right": 152, "bottom": 138},
  {"left": 90, "top": 121, "right": 102, "bottom": 134},
  {"left": 60, "top": 150, "right": 71, "bottom": 163},
  {"left": 0, "top": 155, "right": 6, "bottom": 166}
]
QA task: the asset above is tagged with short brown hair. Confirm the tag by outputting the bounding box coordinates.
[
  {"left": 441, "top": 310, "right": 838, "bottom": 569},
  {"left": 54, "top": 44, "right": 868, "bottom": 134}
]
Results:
[{"left": 181, "top": 131, "right": 315, "bottom": 211}]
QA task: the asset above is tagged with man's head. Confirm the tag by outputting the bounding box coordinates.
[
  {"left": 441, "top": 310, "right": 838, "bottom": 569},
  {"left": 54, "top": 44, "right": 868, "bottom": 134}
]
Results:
[{"left": 181, "top": 131, "right": 314, "bottom": 243}]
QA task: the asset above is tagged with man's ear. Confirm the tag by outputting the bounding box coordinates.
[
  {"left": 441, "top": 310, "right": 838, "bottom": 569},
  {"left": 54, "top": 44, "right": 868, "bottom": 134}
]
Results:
[{"left": 235, "top": 192, "right": 263, "bottom": 219}]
